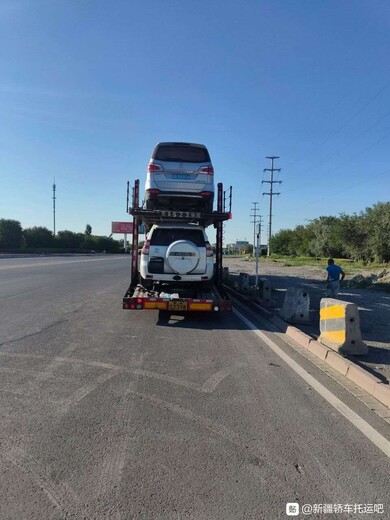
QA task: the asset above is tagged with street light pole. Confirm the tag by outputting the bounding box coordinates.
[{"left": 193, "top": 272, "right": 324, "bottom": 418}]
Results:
[
  {"left": 52, "top": 179, "right": 56, "bottom": 236},
  {"left": 250, "top": 202, "right": 259, "bottom": 256}
]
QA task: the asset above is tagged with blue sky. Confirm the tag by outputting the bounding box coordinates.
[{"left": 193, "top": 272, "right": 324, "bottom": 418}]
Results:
[{"left": 1, "top": 0, "right": 389, "bottom": 245}]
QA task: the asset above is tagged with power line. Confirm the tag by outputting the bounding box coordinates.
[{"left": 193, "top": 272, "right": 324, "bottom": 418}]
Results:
[
  {"left": 314, "top": 81, "right": 390, "bottom": 148},
  {"left": 262, "top": 156, "right": 282, "bottom": 257},
  {"left": 289, "top": 167, "right": 390, "bottom": 215},
  {"left": 285, "top": 80, "right": 390, "bottom": 170},
  {"left": 336, "top": 108, "right": 390, "bottom": 153},
  {"left": 282, "top": 118, "right": 390, "bottom": 198}
]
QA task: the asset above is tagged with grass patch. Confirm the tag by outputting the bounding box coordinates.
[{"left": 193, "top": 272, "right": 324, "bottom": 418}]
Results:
[
  {"left": 267, "top": 255, "right": 389, "bottom": 273},
  {"left": 269, "top": 255, "right": 324, "bottom": 266}
]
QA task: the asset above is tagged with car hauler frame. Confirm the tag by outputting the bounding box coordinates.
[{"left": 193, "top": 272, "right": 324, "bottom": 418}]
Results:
[{"left": 123, "top": 179, "right": 232, "bottom": 312}]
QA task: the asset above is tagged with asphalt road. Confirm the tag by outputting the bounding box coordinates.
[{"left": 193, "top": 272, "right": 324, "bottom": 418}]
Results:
[{"left": 0, "top": 256, "right": 389, "bottom": 519}]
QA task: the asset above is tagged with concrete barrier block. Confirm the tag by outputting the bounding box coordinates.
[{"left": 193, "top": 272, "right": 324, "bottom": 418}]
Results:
[
  {"left": 307, "top": 341, "right": 331, "bottom": 361},
  {"left": 373, "top": 383, "right": 390, "bottom": 408},
  {"left": 319, "top": 298, "right": 368, "bottom": 355},
  {"left": 279, "top": 287, "right": 310, "bottom": 324},
  {"left": 238, "top": 272, "right": 250, "bottom": 291},
  {"left": 324, "top": 351, "right": 350, "bottom": 376},
  {"left": 257, "top": 277, "right": 272, "bottom": 302},
  {"left": 346, "top": 363, "right": 382, "bottom": 395}
]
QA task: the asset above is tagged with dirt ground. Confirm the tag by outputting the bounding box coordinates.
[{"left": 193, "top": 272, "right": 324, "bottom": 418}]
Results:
[{"left": 223, "top": 257, "right": 390, "bottom": 383}]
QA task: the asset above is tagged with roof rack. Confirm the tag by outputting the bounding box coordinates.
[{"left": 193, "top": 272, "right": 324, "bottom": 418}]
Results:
[
  {"left": 129, "top": 208, "right": 231, "bottom": 228},
  {"left": 127, "top": 181, "right": 232, "bottom": 229}
]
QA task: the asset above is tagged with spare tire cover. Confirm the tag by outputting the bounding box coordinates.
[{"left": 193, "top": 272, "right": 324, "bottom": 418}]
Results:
[{"left": 166, "top": 240, "right": 200, "bottom": 274}]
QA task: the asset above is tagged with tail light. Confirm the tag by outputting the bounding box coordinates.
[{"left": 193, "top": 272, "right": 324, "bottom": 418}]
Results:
[
  {"left": 198, "top": 165, "right": 214, "bottom": 175},
  {"left": 141, "top": 239, "right": 150, "bottom": 255},
  {"left": 205, "top": 241, "right": 213, "bottom": 257},
  {"left": 148, "top": 162, "right": 164, "bottom": 173},
  {"left": 146, "top": 189, "right": 161, "bottom": 196},
  {"left": 201, "top": 191, "right": 213, "bottom": 198}
]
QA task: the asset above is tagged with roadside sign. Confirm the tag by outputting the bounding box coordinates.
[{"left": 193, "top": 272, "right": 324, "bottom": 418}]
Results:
[{"left": 112, "top": 222, "right": 133, "bottom": 234}]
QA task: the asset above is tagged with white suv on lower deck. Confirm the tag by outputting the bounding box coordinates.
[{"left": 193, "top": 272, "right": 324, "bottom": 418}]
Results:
[{"left": 139, "top": 223, "right": 214, "bottom": 287}]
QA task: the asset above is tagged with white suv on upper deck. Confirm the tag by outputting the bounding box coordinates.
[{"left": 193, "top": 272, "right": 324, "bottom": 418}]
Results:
[{"left": 139, "top": 223, "right": 214, "bottom": 287}]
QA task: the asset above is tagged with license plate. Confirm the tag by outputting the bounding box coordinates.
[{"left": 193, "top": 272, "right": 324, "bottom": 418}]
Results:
[
  {"left": 168, "top": 300, "right": 188, "bottom": 311},
  {"left": 171, "top": 173, "right": 191, "bottom": 179},
  {"left": 161, "top": 210, "right": 201, "bottom": 218}
]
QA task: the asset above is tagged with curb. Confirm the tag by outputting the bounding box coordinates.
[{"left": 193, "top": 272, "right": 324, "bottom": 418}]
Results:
[
  {"left": 258, "top": 298, "right": 389, "bottom": 409},
  {"left": 281, "top": 322, "right": 390, "bottom": 409}
]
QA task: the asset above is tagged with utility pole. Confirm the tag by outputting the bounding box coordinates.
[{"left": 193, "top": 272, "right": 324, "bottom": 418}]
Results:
[
  {"left": 262, "top": 156, "right": 281, "bottom": 257},
  {"left": 52, "top": 178, "right": 57, "bottom": 236},
  {"left": 250, "top": 202, "right": 260, "bottom": 256}
]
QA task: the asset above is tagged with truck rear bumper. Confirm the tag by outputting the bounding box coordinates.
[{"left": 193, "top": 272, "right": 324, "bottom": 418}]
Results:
[{"left": 123, "top": 284, "right": 231, "bottom": 312}]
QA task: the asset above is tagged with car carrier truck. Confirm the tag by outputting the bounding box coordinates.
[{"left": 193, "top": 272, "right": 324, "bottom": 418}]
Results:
[{"left": 123, "top": 179, "right": 232, "bottom": 312}]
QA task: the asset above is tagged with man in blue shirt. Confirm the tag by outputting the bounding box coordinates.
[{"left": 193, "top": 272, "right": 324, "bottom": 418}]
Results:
[{"left": 326, "top": 258, "right": 345, "bottom": 298}]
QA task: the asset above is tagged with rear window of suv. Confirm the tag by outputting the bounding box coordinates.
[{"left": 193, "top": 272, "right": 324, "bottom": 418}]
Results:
[
  {"left": 150, "top": 228, "right": 206, "bottom": 247},
  {"left": 154, "top": 144, "right": 210, "bottom": 163}
]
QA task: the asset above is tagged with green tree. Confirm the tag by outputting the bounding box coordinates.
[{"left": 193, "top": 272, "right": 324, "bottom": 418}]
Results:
[
  {"left": 337, "top": 213, "right": 368, "bottom": 261},
  {"left": 270, "top": 225, "right": 315, "bottom": 256},
  {"left": 82, "top": 235, "right": 96, "bottom": 250},
  {"left": 254, "top": 201, "right": 389, "bottom": 262},
  {"left": 306, "top": 216, "right": 343, "bottom": 257},
  {"left": 269, "top": 229, "right": 296, "bottom": 255},
  {"left": 291, "top": 225, "right": 315, "bottom": 256},
  {"left": 23, "top": 226, "right": 54, "bottom": 248},
  {"left": 0, "top": 219, "right": 23, "bottom": 249},
  {"left": 365, "top": 202, "right": 390, "bottom": 262},
  {"left": 55, "top": 230, "right": 84, "bottom": 249},
  {"left": 92, "top": 236, "right": 121, "bottom": 252},
  {"left": 85, "top": 224, "right": 92, "bottom": 236}
]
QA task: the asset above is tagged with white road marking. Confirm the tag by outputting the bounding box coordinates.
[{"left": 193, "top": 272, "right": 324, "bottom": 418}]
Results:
[
  {"left": 233, "top": 308, "right": 390, "bottom": 458},
  {"left": 61, "top": 370, "right": 120, "bottom": 409},
  {"left": 0, "top": 257, "right": 125, "bottom": 270},
  {"left": 0, "top": 351, "right": 229, "bottom": 394}
]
